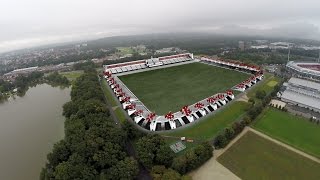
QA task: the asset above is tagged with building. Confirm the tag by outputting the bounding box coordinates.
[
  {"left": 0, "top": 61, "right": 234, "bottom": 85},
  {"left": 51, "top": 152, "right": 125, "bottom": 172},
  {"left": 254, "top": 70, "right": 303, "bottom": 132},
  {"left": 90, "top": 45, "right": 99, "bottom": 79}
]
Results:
[
  {"left": 245, "top": 41, "right": 252, "bottom": 49},
  {"left": 155, "top": 47, "right": 174, "bottom": 54},
  {"left": 238, "top": 41, "right": 245, "bottom": 51},
  {"left": 281, "top": 77, "right": 320, "bottom": 112}
]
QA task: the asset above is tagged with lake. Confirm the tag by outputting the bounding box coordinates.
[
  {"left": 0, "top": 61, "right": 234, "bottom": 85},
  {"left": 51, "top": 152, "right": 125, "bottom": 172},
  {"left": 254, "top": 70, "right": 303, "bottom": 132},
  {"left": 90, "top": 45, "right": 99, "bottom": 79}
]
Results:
[{"left": 0, "top": 84, "right": 70, "bottom": 180}]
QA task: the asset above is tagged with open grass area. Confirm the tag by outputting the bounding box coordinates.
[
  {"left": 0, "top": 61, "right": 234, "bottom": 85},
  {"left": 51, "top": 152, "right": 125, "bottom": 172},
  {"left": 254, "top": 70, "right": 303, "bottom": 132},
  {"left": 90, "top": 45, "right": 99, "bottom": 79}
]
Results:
[
  {"left": 116, "top": 47, "right": 134, "bottom": 55},
  {"left": 218, "top": 131, "right": 320, "bottom": 180},
  {"left": 247, "top": 74, "right": 281, "bottom": 99},
  {"left": 101, "top": 79, "right": 118, "bottom": 107},
  {"left": 163, "top": 101, "right": 249, "bottom": 140},
  {"left": 119, "top": 62, "right": 250, "bottom": 115},
  {"left": 253, "top": 108, "right": 320, "bottom": 158},
  {"left": 114, "top": 107, "right": 127, "bottom": 124},
  {"left": 60, "top": 71, "right": 84, "bottom": 81}
]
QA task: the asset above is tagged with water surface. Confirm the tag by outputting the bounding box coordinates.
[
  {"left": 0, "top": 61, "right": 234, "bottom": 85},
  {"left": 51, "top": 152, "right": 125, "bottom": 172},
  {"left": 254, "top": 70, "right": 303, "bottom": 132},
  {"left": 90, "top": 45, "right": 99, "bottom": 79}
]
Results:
[{"left": 0, "top": 84, "right": 70, "bottom": 180}]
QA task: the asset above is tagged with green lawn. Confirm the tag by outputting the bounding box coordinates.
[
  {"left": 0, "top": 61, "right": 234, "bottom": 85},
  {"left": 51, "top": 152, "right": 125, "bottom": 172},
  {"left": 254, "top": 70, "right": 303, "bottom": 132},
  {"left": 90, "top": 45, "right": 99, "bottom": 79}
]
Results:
[
  {"left": 60, "top": 71, "right": 84, "bottom": 81},
  {"left": 101, "top": 79, "right": 118, "bottom": 107},
  {"left": 116, "top": 47, "right": 134, "bottom": 55},
  {"left": 218, "top": 131, "right": 320, "bottom": 180},
  {"left": 114, "top": 107, "right": 127, "bottom": 124},
  {"left": 253, "top": 108, "right": 320, "bottom": 158},
  {"left": 163, "top": 101, "right": 249, "bottom": 140},
  {"left": 119, "top": 62, "right": 250, "bottom": 115}
]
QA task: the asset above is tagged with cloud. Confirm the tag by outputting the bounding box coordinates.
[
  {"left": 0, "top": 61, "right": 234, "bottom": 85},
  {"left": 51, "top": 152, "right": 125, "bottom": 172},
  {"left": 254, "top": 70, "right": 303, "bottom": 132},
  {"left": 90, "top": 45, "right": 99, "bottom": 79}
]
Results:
[{"left": 0, "top": 0, "right": 320, "bottom": 52}]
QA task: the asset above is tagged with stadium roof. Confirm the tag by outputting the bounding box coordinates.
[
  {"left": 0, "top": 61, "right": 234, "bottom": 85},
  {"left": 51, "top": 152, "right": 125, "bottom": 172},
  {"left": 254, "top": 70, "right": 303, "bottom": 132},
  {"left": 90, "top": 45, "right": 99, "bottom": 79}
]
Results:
[
  {"left": 288, "top": 77, "right": 320, "bottom": 91},
  {"left": 286, "top": 61, "right": 320, "bottom": 77},
  {"left": 281, "top": 90, "right": 320, "bottom": 111}
]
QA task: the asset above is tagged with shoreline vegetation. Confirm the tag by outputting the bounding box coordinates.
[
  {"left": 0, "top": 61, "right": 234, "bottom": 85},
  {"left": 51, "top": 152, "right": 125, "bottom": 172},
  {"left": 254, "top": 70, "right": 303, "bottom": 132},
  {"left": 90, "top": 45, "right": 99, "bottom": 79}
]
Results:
[
  {"left": 0, "top": 71, "right": 70, "bottom": 102},
  {"left": 40, "top": 68, "right": 140, "bottom": 179}
]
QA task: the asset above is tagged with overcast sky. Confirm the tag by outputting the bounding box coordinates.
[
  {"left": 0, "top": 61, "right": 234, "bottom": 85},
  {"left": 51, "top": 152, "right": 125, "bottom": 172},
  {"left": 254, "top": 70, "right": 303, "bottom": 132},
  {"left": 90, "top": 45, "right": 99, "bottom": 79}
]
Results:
[{"left": 1, "top": 0, "right": 320, "bottom": 52}]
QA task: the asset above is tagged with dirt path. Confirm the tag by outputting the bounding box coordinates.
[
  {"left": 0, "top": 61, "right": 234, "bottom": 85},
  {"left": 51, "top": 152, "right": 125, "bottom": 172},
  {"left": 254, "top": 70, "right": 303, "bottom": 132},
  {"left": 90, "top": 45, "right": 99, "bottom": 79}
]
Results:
[
  {"left": 188, "top": 129, "right": 250, "bottom": 180},
  {"left": 189, "top": 152, "right": 240, "bottom": 180},
  {"left": 236, "top": 93, "right": 249, "bottom": 102},
  {"left": 248, "top": 127, "right": 320, "bottom": 164},
  {"left": 190, "top": 126, "right": 320, "bottom": 180}
]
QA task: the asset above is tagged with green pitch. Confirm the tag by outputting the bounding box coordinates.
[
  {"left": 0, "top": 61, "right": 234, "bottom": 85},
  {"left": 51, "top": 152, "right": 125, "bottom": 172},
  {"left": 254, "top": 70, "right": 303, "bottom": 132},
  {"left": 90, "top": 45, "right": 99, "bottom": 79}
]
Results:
[
  {"left": 218, "top": 131, "right": 320, "bottom": 180},
  {"left": 253, "top": 108, "right": 320, "bottom": 158},
  {"left": 119, "top": 62, "right": 250, "bottom": 115}
]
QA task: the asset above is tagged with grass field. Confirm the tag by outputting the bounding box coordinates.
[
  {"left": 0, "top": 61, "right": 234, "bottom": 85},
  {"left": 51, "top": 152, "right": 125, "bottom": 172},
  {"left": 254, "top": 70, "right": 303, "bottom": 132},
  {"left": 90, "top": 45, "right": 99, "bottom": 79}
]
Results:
[
  {"left": 218, "top": 131, "right": 320, "bottom": 180},
  {"left": 101, "top": 79, "right": 118, "bottom": 107},
  {"left": 114, "top": 107, "right": 127, "bottom": 124},
  {"left": 164, "top": 101, "right": 249, "bottom": 140},
  {"left": 253, "top": 108, "right": 320, "bottom": 158},
  {"left": 119, "top": 62, "right": 250, "bottom": 115},
  {"left": 60, "top": 71, "right": 84, "bottom": 81},
  {"left": 116, "top": 47, "right": 134, "bottom": 55}
]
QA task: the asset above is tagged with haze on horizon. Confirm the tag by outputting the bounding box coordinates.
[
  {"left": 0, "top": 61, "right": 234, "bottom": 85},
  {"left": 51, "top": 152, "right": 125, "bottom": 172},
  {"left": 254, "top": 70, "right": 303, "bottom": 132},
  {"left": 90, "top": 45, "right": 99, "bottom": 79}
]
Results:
[{"left": 1, "top": 0, "right": 320, "bottom": 53}]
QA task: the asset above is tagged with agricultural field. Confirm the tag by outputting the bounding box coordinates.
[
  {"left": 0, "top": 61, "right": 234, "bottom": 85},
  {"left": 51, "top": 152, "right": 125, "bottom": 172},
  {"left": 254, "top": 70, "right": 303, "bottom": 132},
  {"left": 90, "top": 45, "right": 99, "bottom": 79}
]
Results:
[
  {"left": 119, "top": 62, "right": 250, "bottom": 115},
  {"left": 218, "top": 131, "right": 320, "bottom": 180},
  {"left": 253, "top": 108, "right": 320, "bottom": 158},
  {"left": 164, "top": 101, "right": 249, "bottom": 141}
]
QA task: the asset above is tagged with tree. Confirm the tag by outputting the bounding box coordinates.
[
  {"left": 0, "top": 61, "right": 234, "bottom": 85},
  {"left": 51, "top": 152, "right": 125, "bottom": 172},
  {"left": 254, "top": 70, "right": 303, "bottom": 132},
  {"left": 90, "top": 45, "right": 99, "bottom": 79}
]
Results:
[
  {"left": 42, "top": 70, "right": 137, "bottom": 180},
  {"left": 123, "top": 120, "right": 145, "bottom": 140},
  {"left": 105, "top": 157, "right": 139, "bottom": 180},
  {"left": 171, "top": 143, "right": 213, "bottom": 175},
  {"left": 255, "top": 90, "right": 266, "bottom": 99},
  {"left": 155, "top": 145, "right": 174, "bottom": 167},
  {"left": 224, "top": 127, "right": 235, "bottom": 140},
  {"left": 62, "top": 101, "right": 79, "bottom": 118},
  {"left": 248, "top": 98, "right": 255, "bottom": 106},
  {"left": 171, "top": 156, "right": 187, "bottom": 174},
  {"left": 151, "top": 165, "right": 183, "bottom": 180},
  {"left": 135, "top": 134, "right": 168, "bottom": 168},
  {"left": 213, "top": 133, "right": 228, "bottom": 149}
]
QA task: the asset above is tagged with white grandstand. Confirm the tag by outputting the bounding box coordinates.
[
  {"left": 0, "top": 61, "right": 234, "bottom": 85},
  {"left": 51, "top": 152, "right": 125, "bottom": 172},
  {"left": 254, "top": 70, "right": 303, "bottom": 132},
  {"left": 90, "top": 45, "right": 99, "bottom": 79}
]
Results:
[
  {"left": 103, "top": 53, "right": 263, "bottom": 131},
  {"left": 103, "top": 53, "right": 194, "bottom": 75},
  {"left": 286, "top": 61, "right": 320, "bottom": 78},
  {"left": 281, "top": 77, "right": 320, "bottom": 112}
]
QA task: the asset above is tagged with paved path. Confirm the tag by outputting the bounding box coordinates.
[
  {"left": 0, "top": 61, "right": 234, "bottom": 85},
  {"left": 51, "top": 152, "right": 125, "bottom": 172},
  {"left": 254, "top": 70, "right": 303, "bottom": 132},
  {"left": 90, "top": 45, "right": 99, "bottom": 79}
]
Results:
[
  {"left": 189, "top": 152, "right": 240, "bottom": 180},
  {"left": 188, "top": 128, "right": 249, "bottom": 180}
]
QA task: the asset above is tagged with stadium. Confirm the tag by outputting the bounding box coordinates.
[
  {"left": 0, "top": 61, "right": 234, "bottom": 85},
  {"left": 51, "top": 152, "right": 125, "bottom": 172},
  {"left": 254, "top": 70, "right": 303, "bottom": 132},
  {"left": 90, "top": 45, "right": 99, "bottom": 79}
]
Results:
[
  {"left": 286, "top": 61, "right": 320, "bottom": 79},
  {"left": 103, "top": 53, "right": 264, "bottom": 131}
]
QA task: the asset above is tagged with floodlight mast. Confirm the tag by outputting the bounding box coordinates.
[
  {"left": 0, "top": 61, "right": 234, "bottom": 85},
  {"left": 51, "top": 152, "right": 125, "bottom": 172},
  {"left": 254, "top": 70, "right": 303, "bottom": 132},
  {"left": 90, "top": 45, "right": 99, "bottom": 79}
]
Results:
[
  {"left": 318, "top": 49, "right": 320, "bottom": 63},
  {"left": 287, "top": 44, "right": 290, "bottom": 62}
]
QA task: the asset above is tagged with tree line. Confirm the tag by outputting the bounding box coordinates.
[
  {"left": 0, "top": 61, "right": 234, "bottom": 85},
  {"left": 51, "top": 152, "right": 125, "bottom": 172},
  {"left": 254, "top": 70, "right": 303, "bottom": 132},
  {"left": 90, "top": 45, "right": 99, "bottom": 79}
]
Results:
[
  {"left": 213, "top": 81, "right": 283, "bottom": 149},
  {"left": 40, "top": 69, "right": 139, "bottom": 179},
  {"left": 0, "top": 71, "right": 71, "bottom": 101}
]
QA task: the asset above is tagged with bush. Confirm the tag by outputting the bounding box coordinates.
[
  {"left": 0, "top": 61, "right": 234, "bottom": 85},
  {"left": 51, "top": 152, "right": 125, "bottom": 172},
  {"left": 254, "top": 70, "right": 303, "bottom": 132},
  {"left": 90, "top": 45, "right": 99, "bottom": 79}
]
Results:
[
  {"left": 171, "top": 142, "right": 213, "bottom": 174},
  {"left": 136, "top": 134, "right": 174, "bottom": 169},
  {"left": 255, "top": 90, "right": 266, "bottom": 99}
]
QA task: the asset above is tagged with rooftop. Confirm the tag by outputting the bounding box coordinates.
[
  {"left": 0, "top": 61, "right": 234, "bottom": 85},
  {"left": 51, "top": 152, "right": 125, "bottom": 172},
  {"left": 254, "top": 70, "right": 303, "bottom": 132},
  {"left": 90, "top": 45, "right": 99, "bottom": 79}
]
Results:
[
  {"left": 281, "top": 89, "right": 320, "bottom": 111},
  {"left": 288, "top": 77, "right": 320, "bottom": 91}
]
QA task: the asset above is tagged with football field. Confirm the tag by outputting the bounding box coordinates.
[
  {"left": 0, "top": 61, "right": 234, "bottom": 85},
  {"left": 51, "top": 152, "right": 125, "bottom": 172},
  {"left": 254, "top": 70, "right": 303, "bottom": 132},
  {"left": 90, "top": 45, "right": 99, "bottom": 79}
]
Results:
[{"left": 119, "top": 62, "right": 250, "bottom": 115}]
